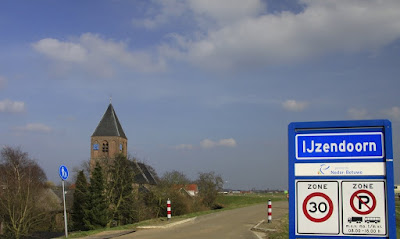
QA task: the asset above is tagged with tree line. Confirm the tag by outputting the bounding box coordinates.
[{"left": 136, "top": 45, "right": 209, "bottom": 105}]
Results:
[{"left": 0, "top": 146, "right": 223, "bottom": 238}]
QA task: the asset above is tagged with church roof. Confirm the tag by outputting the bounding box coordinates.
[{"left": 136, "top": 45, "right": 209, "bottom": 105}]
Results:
[
  {"left": 132, "top": 161, "right": 158, "bottom": 185},
  {"left": 92, "top": 103, "right": 127, "bottom": 139}
]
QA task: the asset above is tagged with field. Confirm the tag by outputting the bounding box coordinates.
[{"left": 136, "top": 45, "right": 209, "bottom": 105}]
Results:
[{"left": 216, "top": 192, "right": 286, "bottom": 209}]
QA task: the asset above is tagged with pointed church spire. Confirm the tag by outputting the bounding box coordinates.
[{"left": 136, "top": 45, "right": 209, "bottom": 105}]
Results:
[{"left": 92, "top": 103, "right": 127, "bottom": 139}]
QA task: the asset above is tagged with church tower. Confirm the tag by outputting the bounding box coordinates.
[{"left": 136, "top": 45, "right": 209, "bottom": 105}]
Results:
[{"left": 90, "top": 103, "right": 127, "bottom": 171}]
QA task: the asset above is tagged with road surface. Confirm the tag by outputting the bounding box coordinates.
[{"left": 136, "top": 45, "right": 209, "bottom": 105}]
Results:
[{"left": 116, "top": 203, "right": 270, "bottom": 239}]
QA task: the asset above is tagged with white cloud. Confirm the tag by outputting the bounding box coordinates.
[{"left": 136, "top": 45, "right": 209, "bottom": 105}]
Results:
[
  {"left": 164, "top": 0, "right": 400, "bottom": 70},
  {"left": 200, "top": 138, "right": 237, "bottom": 149},
  {"left": 32, "top": 38, "right": 87, "bottom": 63},
  {"left": 282, "top": 100, "right": 307, "bottom": 112},
  {"left": 348, "top": 108, "right": 370, "bottom": 119},
  {"left": 173, "top": 144, "right": 194, "bottom": 150},
  {"left": 32, "top": 33, "right": 166, "bottom": 76},
  {"left": 14, "top": 123, "right": 52, "bottom": 133},
  {"left": 33, "top": 1, "right": 400, "bottom": 74},
  {"left": 218, "top": 138, "right": 237, "bottom": 147},
  {"left": 0, "top": 99, "right": 25, "bottom": 113},
  {"left": 383, "top": 106, "right": 400, "bottom": 121},
  {"left": 200, "top": 139, "right": 216, "bottom": 149}
]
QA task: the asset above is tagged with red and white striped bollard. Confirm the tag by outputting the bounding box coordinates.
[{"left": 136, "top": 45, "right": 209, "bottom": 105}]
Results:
[
  {"left": 167, "top": 198, "right": 171, "bottom": 220},
  {"left": 267, "top": 199, "right": 272, "bottom": 223}
]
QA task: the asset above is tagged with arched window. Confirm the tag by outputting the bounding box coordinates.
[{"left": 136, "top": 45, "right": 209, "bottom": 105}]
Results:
[{"left": 102, "top": 141, "right": 109, "bottom": 153}]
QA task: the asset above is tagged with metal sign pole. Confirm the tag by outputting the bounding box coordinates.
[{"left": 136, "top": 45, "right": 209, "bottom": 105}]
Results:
[
  {"left": 62, "top": 180, "right": 68, "bottom": 238},
  {"left": 59, "top": 165, "right": 69, "bottom": 238}
]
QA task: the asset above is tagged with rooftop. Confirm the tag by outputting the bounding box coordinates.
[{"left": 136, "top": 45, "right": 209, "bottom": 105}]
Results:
[{"left": 92, "top": 103, "right": 127, "bottom": 139}]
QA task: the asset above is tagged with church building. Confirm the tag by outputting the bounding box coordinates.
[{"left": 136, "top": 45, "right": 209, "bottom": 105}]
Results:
[
  {"left": 90, "top": 103, "right": 127, "bottom": 171},
  {"left": 90, "top": 103, "right": 157, "bottom": 185}
]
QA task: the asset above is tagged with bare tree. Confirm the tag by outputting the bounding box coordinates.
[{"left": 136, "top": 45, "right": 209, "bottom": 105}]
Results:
[
  {"left": 161, "top": 170, "right": 190, "bottom": 186},
  {"left": 196, "top": 171, "right": 223, "bottom": 208},
  {"left": 0, "top": 146, "right": 47, "bottom": 239}
]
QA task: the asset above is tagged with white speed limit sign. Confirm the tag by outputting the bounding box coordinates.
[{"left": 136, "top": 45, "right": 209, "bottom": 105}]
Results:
[{"left": 296, "top": 181, "right": 339, "bottom": 235}]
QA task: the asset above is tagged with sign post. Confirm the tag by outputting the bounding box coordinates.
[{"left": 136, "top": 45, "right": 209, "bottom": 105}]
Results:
[
  {"left": 288, "top": 120, "right": 396, "bottom": 238},
  {"left": 59, "top": 165, "right": 69, "bottom": 238}
]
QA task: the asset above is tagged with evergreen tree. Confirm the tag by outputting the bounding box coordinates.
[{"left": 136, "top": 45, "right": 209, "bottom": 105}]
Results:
[
  {"left": 71, "top": 170, "right": 89, "bottom": 231},
  {"left": 85, "top": 162, "right": 108, "bottom": 229},
  {"left": 107, "top": 154, "right": 135, "bottom": 226}
]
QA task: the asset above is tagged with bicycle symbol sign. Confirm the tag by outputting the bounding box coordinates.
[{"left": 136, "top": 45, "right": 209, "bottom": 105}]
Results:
[{"left": 59, "top": 165, "right": 69, "bottom": 181}]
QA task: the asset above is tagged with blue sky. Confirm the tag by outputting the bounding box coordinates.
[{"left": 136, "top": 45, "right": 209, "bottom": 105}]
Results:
[{"left": 1, "top": 0, "right": 400, "bottom": 190}]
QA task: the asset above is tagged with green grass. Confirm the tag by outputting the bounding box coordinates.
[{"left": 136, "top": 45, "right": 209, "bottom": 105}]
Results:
[
  {"left": 216, "top": 192, "right": 286, "bottom": 209},
  {"left": 170, "top": 192, "right": 286, "bottom": 220},
  {"left": 266, "top": 197, "right": 400, "bottom": 238},
  {"left": 265, "top": 215, "right": 290, "bottom": 239},
  {"left": 395, "top": 199, "right": 400, "bottom": 237}
]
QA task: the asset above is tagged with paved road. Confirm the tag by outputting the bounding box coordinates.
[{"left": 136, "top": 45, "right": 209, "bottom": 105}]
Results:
[{"left": 116, "top": 204, "right": 269, "bottom": 239}]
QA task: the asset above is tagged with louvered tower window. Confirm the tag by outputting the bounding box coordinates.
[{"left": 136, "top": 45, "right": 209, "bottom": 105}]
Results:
[{"left": 102, "top": 142, "right": 109, "bottom": 152}]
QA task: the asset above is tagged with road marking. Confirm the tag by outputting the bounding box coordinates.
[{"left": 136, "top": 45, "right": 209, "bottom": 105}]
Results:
[{"left": 137, "top": 217, "right": 196, "bottom": 229}]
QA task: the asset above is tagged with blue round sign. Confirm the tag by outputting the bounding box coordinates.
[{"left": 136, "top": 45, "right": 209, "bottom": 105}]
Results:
[{"left": 59, "top": 165, "right": 69, "bottom": 181}]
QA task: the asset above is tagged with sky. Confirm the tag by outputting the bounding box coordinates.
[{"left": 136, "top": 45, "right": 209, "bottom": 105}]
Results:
[{"left": 1, "top": 0, "right": 400, "bottom": 190}]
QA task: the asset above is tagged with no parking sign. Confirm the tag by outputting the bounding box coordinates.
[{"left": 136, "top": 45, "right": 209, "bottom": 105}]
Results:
[
  {"left": 288, "top": 120, "right": 396, "bottom": 238},
  {"left": 342, "top": 181, "right": 387, "bottom": 235}
]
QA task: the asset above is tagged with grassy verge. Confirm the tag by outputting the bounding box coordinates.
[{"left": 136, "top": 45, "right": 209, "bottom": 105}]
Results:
[
  {"left": 396, "top": 199, "right": 400, "bottom": 237},
  {"left": 217, "top": 192, "right": 286, "bottom": 209},
  {"left": 64, "top": 192, "right": 285, "bottom": 238},
  {"left": 265, "top": 197, "right": 400, "bottom": 238},
  {"left": 264, "top": 215, "right": 289, "bottom": 239}
]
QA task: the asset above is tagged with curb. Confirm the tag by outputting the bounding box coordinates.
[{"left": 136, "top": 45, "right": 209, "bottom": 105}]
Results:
[
  {"left": 137, "top": 217, "right": 197, "bottom": 229},
  {"left": 80, "top": 230, "right": 136, "bottom": 239},
  {"left": 251, "top": 219, "right": 277, "bottom": 233}
]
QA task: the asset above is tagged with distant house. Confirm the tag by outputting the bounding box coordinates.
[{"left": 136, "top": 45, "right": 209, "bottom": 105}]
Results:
[
  {"left": 0, "top": 185, "right": 64, "bottom": 235},
  {"left": 176, "top": 184, "right": 198, "bottom": 197},
  {"left": 184, "top": 184, "right": 198, "bottom": 196}
]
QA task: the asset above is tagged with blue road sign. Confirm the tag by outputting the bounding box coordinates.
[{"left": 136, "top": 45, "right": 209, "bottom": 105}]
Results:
[
  {"left": 296, "top": 132, "right": 384, "bottom": 159},
  {"left": 288, "top": 120, "right": 396, "bottom": 239},
  {"left": 59, "top": 165, "right": 69, "bottom": 181}
]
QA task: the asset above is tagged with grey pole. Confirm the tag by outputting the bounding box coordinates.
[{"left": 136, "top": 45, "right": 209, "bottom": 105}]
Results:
[{"left": 62, "top": 180, "right": 68, "bottom": 238}]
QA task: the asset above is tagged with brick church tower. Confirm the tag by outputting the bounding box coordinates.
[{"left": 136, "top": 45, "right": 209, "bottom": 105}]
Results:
[{"left": 90, "top": 103, "right": 127, "bottom": 171}]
